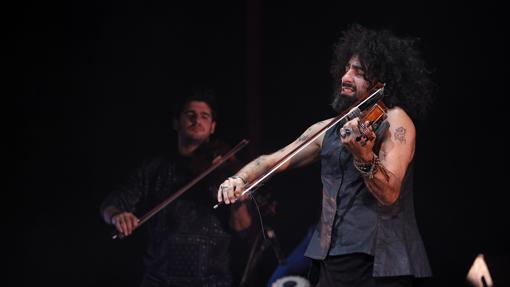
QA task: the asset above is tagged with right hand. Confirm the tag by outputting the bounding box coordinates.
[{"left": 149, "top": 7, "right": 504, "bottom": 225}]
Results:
[
  {"left": 217, "top": 176, "right": 247, "bottom": 205},
  {"left": 111, "top": 212, "right": 139, "bottom": 237}
]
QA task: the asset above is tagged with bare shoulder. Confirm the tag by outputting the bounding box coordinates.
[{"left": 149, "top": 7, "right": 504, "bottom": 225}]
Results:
[
  {"left": 386, "top": 107, "right": 413, "bottom": 124},
  {"left": 386, "top": 107, "right": 416, "bottom": 143},
  {"left": 378, "top": 107, "right": 417, "bottom": 177}
]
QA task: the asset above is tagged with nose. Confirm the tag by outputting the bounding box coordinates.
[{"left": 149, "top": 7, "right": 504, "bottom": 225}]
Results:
[
  {"left": 342, "top": 68, "right": 355, "bottom": 83},
  {"left": 189, "top": 114, "right": 198, "bottom": 124}
]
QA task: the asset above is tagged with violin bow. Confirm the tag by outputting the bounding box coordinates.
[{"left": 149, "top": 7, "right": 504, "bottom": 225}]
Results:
[
  {"left": 214, "top": 84, "right": 385, "bottom": 209},
  {"left": 113, "top": 139, "right": 249, "bottom": 239}
]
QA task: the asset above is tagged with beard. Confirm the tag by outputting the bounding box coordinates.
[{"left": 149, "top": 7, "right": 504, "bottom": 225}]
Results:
[
  {"left": 182, "top": 129, "right": 209, "bottom": 144},
  {"left": 331, "top": 91, "right": 359, "bottom": 114}
]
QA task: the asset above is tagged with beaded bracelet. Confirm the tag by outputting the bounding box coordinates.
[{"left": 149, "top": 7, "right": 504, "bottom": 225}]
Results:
[
  {"left": 353, "top": 153, "right": 380, "bottom": 179},
  {"left": 354, "top": 153, "right": 391, "bottom": 181}
]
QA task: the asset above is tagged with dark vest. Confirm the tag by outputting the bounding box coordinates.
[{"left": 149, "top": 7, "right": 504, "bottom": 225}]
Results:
[{"left": 304, "top": 120, "right": 432, "bottom": 277}]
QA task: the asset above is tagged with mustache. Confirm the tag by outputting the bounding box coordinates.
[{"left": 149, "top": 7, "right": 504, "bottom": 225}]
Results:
[{"left": 341, "top": 82, "right": 356, "bottom": 91}]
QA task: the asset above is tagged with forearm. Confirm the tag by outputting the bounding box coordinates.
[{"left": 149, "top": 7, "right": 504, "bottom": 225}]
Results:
[
  {"left": 353, "top": 153, "right": 403, "bottom": 206},
  {"left": 234, "top": 121, "right": 326, "bottom": 183},
  {"left": 363, "top": 167, "right": 401, "bottom": 206},
  {"left": 218, "top": 154, "right": 282, "bottom": 204},
  {"left": 219, "top": 123, "right": 323, "bottom": 204},
  {"left": 234, "top": 155, "right": 276, "bottom": 183}
]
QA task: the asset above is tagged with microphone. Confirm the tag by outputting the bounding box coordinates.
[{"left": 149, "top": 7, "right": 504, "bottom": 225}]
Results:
[{"left": 266, "top": 227, "right": 286, "bottom": 265}]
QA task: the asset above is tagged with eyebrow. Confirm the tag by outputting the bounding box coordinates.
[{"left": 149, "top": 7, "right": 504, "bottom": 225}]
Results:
[
  {"left": 185, "top": 110, "right": 211, "bottom": 117},
  {"left": 347, "top": 63, "right": 364, "bottom": 70}
]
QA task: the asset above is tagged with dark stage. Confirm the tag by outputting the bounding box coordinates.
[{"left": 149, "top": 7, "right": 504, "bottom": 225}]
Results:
[{"left": 18, "top": 1, "right": 507, "bottom": 286}]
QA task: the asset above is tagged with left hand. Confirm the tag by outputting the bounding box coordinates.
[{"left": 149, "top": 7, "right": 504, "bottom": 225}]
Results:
[{"left": 339, "top": 118, "right": 376, "bottom": 161}]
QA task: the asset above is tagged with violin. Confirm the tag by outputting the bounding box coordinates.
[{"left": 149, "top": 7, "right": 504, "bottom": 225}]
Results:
[{"left": 356, "top": 83, "right": 388, "bottom": 143}]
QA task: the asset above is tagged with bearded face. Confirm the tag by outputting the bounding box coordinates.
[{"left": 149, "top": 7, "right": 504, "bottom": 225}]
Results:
[
  {"left": 331, "top": 86, "right": 361, "bottom": 113},
  {"left": 175, "top": 101, "right": 216, "bottom": 144},
  {"left": 331, "top": 55, "right": 371, "bottom": 113}
]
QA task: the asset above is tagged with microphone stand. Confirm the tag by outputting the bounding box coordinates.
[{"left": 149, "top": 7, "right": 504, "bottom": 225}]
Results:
[{"left": 239, "top": 226, "right": 286, "bottom": 287}]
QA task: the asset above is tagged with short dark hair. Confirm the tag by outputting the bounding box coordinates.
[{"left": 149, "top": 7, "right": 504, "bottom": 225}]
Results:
[{"left": 174, "top": 87, "right": 218, "bottom": 120}]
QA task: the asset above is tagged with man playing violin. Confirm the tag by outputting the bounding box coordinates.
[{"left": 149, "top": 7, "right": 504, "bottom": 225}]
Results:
[
  {"left": 100, "top": 88, "right": 252, "bottom": 287},
  {"left": 217, "top": 24, "right": 434, "bottom": 287}
]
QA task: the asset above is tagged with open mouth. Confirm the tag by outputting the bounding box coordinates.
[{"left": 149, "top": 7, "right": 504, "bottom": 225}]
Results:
[{"left": 341, "top": 83, "right": 356, "bottom": 93}]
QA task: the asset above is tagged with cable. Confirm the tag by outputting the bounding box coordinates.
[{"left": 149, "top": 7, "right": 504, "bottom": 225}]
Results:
[{"left": 250, "top": 193, "right": 267, "bottom": 241}]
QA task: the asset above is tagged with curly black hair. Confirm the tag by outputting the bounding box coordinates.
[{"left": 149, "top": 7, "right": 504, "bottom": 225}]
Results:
[{"left": 330, "top": 24, "right": 434, "bottom": 121}]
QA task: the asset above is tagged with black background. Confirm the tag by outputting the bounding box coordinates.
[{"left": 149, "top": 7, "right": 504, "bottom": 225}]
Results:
[{"left": 17, "top": 1, "right": 507, "bottom": 286}]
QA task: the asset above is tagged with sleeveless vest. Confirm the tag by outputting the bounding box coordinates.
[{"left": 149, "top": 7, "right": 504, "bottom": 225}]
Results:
[{"left": 304, "top": 120, "right": 432, "bottom": 277}]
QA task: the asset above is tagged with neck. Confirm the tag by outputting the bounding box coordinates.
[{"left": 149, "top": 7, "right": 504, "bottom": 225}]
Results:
[{"left": 177, "top": 137, "right": 207, "bottom": 156}]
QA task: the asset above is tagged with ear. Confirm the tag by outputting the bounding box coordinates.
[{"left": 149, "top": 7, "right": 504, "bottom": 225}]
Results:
[{"left": 210, "top": 121, "right": 216, "bottom": 135}]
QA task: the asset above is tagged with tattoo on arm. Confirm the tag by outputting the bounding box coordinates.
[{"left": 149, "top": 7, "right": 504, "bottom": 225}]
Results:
[
  {"left": 394, "top": 127, "right": 407, "bottom": 144},
  {"left": 298, "top": 134, "right": 309, "bottom": 142},
  {"left": 298, "top": 121, "right": 325, "bottom": 143}
]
